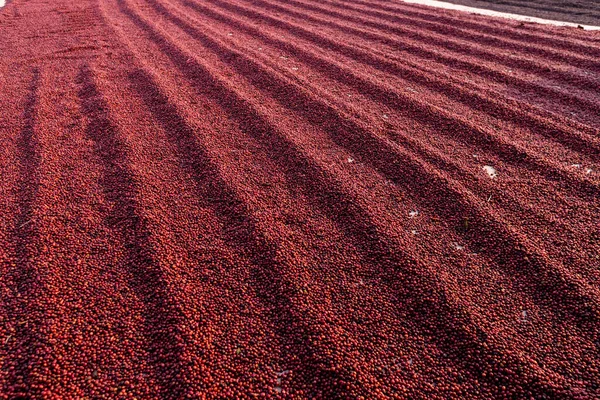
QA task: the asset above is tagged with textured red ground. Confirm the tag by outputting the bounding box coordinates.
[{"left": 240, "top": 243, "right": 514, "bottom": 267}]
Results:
[{"left": 0, "top": 0, "right": 599, "bottom": 398}]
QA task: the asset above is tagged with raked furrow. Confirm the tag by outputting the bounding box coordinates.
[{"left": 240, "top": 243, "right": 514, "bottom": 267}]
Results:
[{"left": 0, "top": 0, "right": 599, "bottom": 397}]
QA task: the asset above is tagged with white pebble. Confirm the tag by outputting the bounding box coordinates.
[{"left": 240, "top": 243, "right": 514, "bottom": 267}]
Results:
[
  {"left": 409, "top": 210, "right": 419, "bottom": 218},
  {"left": 483, "top": 165, "right": 497, "bottom": 179}
]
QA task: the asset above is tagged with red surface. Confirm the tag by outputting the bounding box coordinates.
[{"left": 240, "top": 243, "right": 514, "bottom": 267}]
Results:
[{"left": 0, "top": 0, "right": 599, "bottom": 397}]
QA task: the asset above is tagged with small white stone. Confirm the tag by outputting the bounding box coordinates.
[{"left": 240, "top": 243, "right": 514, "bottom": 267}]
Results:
[
  {"left": 586, "top": 168, "right": 593, "bottom": 174},
  {"left": 571, "top": 164, "right": 581, "bottom": 168},
  {"left": 411, "top": 230, "right": 418, "bottom": 235},
  {"left": 382, "top": 114, "right": 389, "bottom": 119},
  {"left": 483, "top": 165, "right": 497, "bottom": 179},
  {"left": 347, "top": 157, "right": 354, "bottom": 163},
  {"left": 409, "top": 210, "right": 419, "bottom": 218}
]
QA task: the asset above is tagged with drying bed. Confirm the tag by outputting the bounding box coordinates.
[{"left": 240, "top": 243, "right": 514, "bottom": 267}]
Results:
[{"left": 0, "top": 0, "right": 599, "bottom": 397}]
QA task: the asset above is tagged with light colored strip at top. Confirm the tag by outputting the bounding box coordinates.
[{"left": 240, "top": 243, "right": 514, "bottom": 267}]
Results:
[{"left": 400, "top": 0, "right": 600, "bottom": 30}]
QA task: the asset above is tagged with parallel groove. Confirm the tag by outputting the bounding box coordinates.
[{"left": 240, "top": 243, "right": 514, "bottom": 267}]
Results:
[
  {"left": 112, "top": 1, "right": 580, "bottom": 395},
  {"left": 352, "top": 0, "right": 600, "bottom": 45},
  {"left": 251, "top": 0, "right": 600, "bottom": 100},
  {"left": 172, "top": 0, "right": 600, "bottom": 276},
  {"left": 128, "top": 0, "right": 600, "bottom": 356},
  {"left": 198, "top": 0, "right": 600, "bottom": 158},
  {"left": 183, "top": 0, "right": 600, "bottom": 193},
  {"left": 126, "top": 66, "right": 366, "bottom": 397},
  {"left": 1, "top": 0, "right": 599, "bottom": 397},
  {"left": 336, "top": 0, "right": 600, "bottom": 56},
  {"left": 76, "top": 64, "right": 194, "bottom": 399}
]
